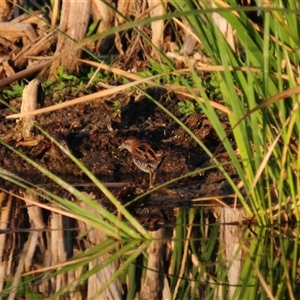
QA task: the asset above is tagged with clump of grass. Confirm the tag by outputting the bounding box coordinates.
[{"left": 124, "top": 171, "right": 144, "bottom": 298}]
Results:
[{"left": 170, "top": 0, "right": 300, "bottom": 224}]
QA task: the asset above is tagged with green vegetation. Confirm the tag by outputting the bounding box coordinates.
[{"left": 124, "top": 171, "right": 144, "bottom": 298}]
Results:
[
  {"left": 1, "top": 82, "right": 24, "bottom": 101},
  {"left": 170, "top": 1, "right": 300, "bottom": 224},
  {"left": 178, "top": 100, "right": 202, "bottom": 116},
  {"left": 0, "top": 66, "right": 107, "bottom": 103}
]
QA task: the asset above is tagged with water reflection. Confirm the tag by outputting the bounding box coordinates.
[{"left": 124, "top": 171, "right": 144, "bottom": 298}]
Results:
[{"left": 0, "top": 190, "right": 299, "bottom": 299}]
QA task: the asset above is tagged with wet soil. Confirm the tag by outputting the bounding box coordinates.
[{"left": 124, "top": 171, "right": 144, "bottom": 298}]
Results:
[{"left": 0, "top": 84, "right": 236, "bottom": 198}]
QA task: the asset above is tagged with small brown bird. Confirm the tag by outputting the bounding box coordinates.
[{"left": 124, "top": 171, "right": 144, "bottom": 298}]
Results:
[{"left": 119, "top": 137, "right": 163, "bottom": 188}]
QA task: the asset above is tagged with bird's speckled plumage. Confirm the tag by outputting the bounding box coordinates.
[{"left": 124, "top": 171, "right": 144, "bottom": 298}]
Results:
[{"left": 119, "top": 137, "right": 163, "bottom": 188}]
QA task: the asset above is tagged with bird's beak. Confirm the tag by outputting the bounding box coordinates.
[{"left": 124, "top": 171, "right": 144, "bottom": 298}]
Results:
[{"left": 118, "top": 144, "right": 124, "bottom": 151}]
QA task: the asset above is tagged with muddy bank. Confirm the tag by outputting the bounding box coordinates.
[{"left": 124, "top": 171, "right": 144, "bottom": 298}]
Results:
[{"left": 0, "top": 87, "right": 236, "bottom": 200}]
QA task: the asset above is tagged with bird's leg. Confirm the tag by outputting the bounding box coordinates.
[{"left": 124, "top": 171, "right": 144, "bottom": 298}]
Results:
[
  {"left": 149, "top": 171, "right": 154, "bottom": 189},
  {"left": 152, "top": 171, "right": 156, "bottom": 186}
]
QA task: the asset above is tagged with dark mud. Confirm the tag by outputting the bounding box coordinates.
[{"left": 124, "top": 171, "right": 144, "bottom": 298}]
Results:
[{"left": 0, "top": 86, "right": 236, "bottom": 212}]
